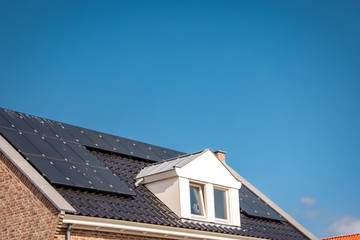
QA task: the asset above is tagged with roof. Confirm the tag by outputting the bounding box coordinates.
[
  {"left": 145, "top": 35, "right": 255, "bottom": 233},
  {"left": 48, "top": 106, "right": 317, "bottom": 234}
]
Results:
[
  {"left": 0, "top": 108, "right": 313, "bottom": 240},
  {"left": 322, "top": 234, "right": 360, "bottom": 240}
]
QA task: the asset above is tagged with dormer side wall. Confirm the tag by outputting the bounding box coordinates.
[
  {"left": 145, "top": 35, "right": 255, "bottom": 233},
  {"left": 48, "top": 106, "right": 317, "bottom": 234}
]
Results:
[{"left": 145, "top": 177, "right": 181, "bottom": 217}]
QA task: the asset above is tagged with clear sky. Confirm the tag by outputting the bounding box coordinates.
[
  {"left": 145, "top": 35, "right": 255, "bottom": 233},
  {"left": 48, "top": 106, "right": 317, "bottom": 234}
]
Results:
[{"left": 1, "top": 0, "right": 360, "bottom": 238}]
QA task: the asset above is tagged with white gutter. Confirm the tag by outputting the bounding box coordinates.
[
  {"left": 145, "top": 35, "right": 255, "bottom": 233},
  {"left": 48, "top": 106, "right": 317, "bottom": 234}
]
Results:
[
  {"left": 0, "top": 134, "right": 76, "bottom": 213},
  {"left": 222, "top": 162, "right": 318, "bottom": 240},
  {"left": 63, "top": 215, "right": 263, "bottom": 240}
]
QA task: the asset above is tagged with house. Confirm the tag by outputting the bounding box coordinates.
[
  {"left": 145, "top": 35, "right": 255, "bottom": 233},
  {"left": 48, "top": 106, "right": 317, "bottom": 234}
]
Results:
[
  {"left": 0, "top": 107, "right": 318, "bottom": 240},
  {"left": 321, "top": 233, "right": 360, "bottom": 240}
]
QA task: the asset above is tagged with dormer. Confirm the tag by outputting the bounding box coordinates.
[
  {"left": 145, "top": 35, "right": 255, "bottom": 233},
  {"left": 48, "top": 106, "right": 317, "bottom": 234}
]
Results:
[{"left": 136, "top": 149, "right": 242, "bottom": 226}]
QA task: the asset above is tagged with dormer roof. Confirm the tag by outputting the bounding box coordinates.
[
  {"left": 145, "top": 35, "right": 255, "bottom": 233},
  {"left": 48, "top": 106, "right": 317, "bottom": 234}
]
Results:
[{"left": 137, "top": 149, "right": 206, "bottom": 179}]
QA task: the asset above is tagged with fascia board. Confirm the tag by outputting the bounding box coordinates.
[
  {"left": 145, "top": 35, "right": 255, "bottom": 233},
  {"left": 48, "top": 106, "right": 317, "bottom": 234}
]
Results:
[
  {"left": 63, "top": 214, "right": 264, "bottom": 240},
  {"left": 0, "top": 134, "right": 76, "bottom": 213},
  {"left": 141, "top": 169, "right": 179, "bottom": 184},
  {"left": 223, "top": 162, "right": 319, "bottom": 240}
]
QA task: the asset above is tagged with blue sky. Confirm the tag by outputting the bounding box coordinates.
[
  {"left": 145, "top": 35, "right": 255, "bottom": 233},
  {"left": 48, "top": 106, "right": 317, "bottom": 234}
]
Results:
[{"left": 1, "top": 0, "right": 360, "bottom": 238}]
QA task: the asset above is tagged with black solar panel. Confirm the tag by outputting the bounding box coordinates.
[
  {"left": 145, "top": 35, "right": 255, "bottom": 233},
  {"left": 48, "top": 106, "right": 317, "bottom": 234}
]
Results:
[
  {"left": 25, "top": 155, "right": 72, "bottom": 186},
  {"left": 0, "top": 110, "right": 33, "bottom": 133},
  {"left": 21, "top": 114, "right": 57, "bottom": 138},
  {"left": 239, "top": 185, "right": 284, "bottom": 221},
  {"left": 93, "top": 166, "right": 134, "bottom": 195},
  {"left": 161, "top": 148, "right": 183, "bottom": 159},
  {"left": 147, "top": 144, "right": 172, "bottom": 160},
  {"left": 0, "top": 108, "right": 135, "bottom": 196},
  {"left": 42, "top": 120, "right": 76, "bottom": 142},
  {"left": 132, "top": 140, "right": 162, "bottom": 161},
  {"left": 98, "top": 133, "right": 133, "bottom": 155},
  {"left": 0, "top": 128, "right": 41, "bottom": 155},
  {"left": 45, "top": 137, "right": 79, "bottom": 162},
  {"left": 62, "top": 124, "right": 97, "bottom": 148},
  {"left": 66, "top": 142, "right": 105, "bottom": 167},
  {"left": 80, "top": 128, "right": 114, "bottom": 151},
  {"left": 21, "top": 132, "right": 64, "bottom": 159},
  {"left": 115, "top": 138, "right": 149, "bottom": 159},
  {"left": 0, "top": 112, "right": 13, "bottom": 129}
]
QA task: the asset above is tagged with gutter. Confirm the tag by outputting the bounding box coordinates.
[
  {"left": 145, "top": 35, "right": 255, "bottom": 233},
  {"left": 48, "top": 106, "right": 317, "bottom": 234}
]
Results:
[{"left": 63, "top": 215, "right": 263, "bottom": 240}]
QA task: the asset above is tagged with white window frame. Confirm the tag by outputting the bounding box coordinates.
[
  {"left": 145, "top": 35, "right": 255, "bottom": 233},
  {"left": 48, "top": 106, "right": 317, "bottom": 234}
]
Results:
[
  {"left": 213, "top": 186, "right": 230, "bottom": 223},
  {"left": 189, "top": 182, "right": 206, "bottom": 220}
]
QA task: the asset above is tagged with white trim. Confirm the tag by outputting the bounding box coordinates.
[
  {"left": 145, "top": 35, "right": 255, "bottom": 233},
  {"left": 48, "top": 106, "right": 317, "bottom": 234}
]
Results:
[
  {"left": 213, "top": 187, "right": 229, "bottom": 222},
  {"left": 222, "top": 162, "right": 318, "bottom": 240},
  {"left": 63, "top": 214, "right": 263, "bottom": 240},
  {"left": 189, "top": 183, "right": 206, "bottom": 218},
  {"left": 0, "top": 134, "right": 76, "bottom": 213}
]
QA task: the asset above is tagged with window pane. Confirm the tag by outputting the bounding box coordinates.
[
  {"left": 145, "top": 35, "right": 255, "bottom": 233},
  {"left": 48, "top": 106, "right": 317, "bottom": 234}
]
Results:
[
  {"left": 214, "top": 189, "right": 227, "bottom": 219},
  {"left": 190, "top": 186, "right": 204, "bottom": 216}
]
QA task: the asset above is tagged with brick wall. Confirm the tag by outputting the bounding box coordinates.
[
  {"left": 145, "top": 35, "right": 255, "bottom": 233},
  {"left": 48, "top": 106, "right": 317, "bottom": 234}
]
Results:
[
  {"left": 56, "top": 228, "right": 174, "bottom": 240},
  {"left": 0, "top": 151, "right": 63, "bottom": 240}
]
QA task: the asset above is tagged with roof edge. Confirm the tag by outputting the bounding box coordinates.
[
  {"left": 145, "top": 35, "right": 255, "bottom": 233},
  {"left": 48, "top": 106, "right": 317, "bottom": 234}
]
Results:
[
  {"left": 321, "top": 233, "right": 360, "bottom": 240},
  {"left": 222, "top": 162, "right": 319, "bottom": 240},
  {"left": 0, "top": 134, "right": 76, "bottom": 213}
]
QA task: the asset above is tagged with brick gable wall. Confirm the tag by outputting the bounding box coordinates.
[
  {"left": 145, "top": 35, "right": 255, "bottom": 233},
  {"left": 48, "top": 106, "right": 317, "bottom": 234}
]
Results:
[{"left": 0, "top": 151, "right": 63, "bottom": 240}]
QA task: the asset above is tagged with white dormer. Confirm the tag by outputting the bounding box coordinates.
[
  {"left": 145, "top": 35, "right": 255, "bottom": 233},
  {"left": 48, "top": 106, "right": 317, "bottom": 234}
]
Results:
[{"left": 136, "top": 149, "right": 242, "bottom": 226}]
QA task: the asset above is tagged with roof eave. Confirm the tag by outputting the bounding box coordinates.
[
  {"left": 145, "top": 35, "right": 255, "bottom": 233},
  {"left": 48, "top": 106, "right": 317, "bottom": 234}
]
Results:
[{"left": 63, "top": 214, "right": 264, "bottom": 240}]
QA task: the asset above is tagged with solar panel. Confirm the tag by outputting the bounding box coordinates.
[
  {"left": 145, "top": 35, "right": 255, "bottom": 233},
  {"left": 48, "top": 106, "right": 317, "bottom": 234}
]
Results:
[
  {"left": 66, "top": 142, "right": 105, "bottom": 168},
  {"left": 146, "top": 144, "right": 173, "bottom": 160},
  {"left": 98, "top": 133, "right": 133, "bottom": 155},
  {"left": 0, "top": 109, "right": 34, "bottom": 133},
  {"left": 132, "top": 140, "right": 162, "bottom": 161},
  {"left": 21, "top": 132, "right": 64, "bottom": 160},
  {"left": 25, "top": 155, "right": 72, "bottom": 186},
  {"left": 45, "top": 137, "right": 81, "bottom": 162},
  {"left": 21, "top": 114, "right": 57, "bottom": 138},
  {"left": 93, "top": 166, "right": 135, "bottom": 195},
  {"left": 0, "top": 128, "right": 41, "bottom": 155},
  {"left": 239, "top": 185, "right": 284, "bottom": 221},
  {"left": 116, "top": 138, "right": 149, "bottom": 159},
  {"left": 163, "top": 148, "right": 184, "bottom": 159},
  {"left": 0, "top": 110, "right": 13, "bottom": 129},
  {"left": 80, "top": 128, "right": 114, "bottom": 151},
  {"left": 0, "top": 108, "right": 183, "bottom": 196},
  {"left": 62, "top": 124, "right": 97, "bottom": 148},
  {"left": 70, "top": 162, "right": 115, "bottom": 192},
  {"left": 0, "top": 111, "right": 135, "bottom": 196},
  {"left": 50, "top": 159, "right": 94, "bottom": 189},
  {"left": 42, "top": 120, "right": 77, "bottom": 142}
]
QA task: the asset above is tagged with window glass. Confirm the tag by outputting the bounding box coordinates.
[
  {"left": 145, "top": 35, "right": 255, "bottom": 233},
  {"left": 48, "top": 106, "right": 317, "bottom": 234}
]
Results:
[
  {"left": 190, "top": 185, "right": 204, "bottom": 216},
  {"left": 214, "top": 188, "right": 227, "bottom": 219}
]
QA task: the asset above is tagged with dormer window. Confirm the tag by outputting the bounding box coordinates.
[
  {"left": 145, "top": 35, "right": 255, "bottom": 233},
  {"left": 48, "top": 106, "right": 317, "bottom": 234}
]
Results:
[
  {"left": 214, "top": 188, "right": 227, "bottom": 220},
  {"left": 136, "top": 149, "right": 242, "bottom": 227},
  {"left": 190, "top": 184, "right": 205, "bottom": 216}
]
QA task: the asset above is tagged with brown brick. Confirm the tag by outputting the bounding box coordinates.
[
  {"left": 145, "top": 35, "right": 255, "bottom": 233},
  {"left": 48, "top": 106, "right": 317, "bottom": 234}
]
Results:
[{"left": 0, "top": 152, "right": 62, "bottom": 240}]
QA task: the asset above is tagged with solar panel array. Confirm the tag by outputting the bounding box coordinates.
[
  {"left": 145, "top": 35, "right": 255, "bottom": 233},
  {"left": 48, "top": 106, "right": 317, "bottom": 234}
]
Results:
[
  {"left": 239, "top": 185, "right": 284, "bottom": 221},
  {"left": 0, "top": 108, "right": 183, "bottom": 196}
]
